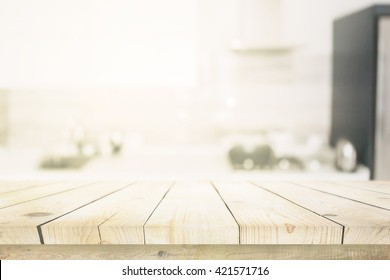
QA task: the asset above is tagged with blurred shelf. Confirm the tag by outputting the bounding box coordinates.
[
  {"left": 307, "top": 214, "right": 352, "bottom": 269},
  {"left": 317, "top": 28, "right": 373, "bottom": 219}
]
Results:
[{"left": 230, "top": 40, "right": 301, "bottom": 54}]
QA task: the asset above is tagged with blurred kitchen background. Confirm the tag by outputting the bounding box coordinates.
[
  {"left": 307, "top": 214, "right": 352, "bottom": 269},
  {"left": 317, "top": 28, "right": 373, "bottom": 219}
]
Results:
[{"left": 0, "top": 0, "right": 386, "bottom": 180}]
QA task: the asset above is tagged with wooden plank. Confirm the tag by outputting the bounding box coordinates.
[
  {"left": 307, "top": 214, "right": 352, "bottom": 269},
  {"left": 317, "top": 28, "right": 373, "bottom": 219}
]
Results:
[
  {"left": 144, "top": 181, "right": 239, "bottom": 244},
  {"left": 42, "top": 182, "right": 172, "bottom": 244},
  {"left": 0, "top": 181, "right": 51, "bottom": 194},
  {"left": 1, "top": 245, "right": 390, "bottom": 260},
  {"left": 371, "top": 181, "right": 390, "bottom": 187},
  {"left": 213, "top": 181, "right": 342, "bottom": 244},
  {"left": 253, "top": 181, "right": 390, "bottom": 244},
  {"left": 0, "top": 181, "right": 132, "bottom": 244},
  {"left": 294, "top": 181, "right": 390, "bottom": 210},
  {"left": 332, "top": 181, "right": 390, "bottom": 195},
  {"left": 98, "top": 182, "right": 172, "bottom": 244},
  {"left": 0, "top": 181, "right": 93, "bottom": 209}
]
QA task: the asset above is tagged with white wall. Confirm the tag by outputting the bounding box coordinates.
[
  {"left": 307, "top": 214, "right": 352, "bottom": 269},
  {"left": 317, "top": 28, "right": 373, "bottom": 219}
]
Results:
[
  {"left": 282, "top": 0, "right": 390, "bottom": 54},
  {"left": 0, "top": 91, "right": 7, "bottom": 146},
  {"left": 2, "top": 0, "right": 390, "bottom": 148},
  {"left": 196, "top": 0, "right": 390, "bottom": 135},
  {"left": 1, "top": 0, "right": 388, "bottom": 87},
  {"left": 0, "top": 0, "right": 199, "bottom": 88}
]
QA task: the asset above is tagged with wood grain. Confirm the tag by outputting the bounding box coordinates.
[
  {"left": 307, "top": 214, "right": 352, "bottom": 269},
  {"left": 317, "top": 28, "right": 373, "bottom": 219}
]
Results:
[
  {"left": 0, "top": 181, "right": 131, "bottom": 244},
  {"left": 294, "top": 181, "right": 390, "bottom": 210},
  {"left": 0, "top": 181, "right": 51, "bottom": 195},
  {"left": 98, "top": 181, "right": 172, "bottom": 244},
  {"left": 1, "top": 180, "right": 390, "bottom": 245},
  {"left": 41, "top": 182, "right": 172, "bottom": 244},
  {"left": 1, "top": 245, "right": 389, "bottom": 260},
  {"left": 144, "top": 182, "right": 239, "bottom": 244},
  {"left": 370, "top": 181, "right": 390, "bottom": 187},
  {"left": 213, "top": 181, "right": 342, "bottom": 244},
  {"left": 0, "top": 181, "right": 92, "bottom": 209},
  {"left": 331, "top": 181, "right": 390, "bottom": 195},
  {"left": 253, "top": 181, "right": 390, "bottom": 244}
]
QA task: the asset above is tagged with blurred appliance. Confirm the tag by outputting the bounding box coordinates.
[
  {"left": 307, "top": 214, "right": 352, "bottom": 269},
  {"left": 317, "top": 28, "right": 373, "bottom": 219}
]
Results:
[{"left": 331, "top": 5, "right": 390, "bottom": 179}]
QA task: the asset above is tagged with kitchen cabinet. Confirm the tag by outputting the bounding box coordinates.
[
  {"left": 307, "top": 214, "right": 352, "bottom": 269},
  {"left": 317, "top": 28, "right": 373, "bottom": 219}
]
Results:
[{"left": 232, "top": 0, "right": 296, "bottom": 52}]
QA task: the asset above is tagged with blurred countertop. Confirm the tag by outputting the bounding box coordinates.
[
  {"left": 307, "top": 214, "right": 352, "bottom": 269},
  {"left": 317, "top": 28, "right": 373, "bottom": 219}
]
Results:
[{"left": 0, "top": 145, "right": 370, "bottom": 181}]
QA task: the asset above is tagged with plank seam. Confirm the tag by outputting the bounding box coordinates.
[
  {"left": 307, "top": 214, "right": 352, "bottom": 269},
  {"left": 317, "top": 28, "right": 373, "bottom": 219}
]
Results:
[
  {"left": 0, "top": 182, "right": 55, "bottom": 195},
  {"left": 328, "top": 181, "right": 390, "bottom": 196},
  {"left": 36, "top": 182, "right": 135, "bottom": 244},
  {"left": 370, "top": 182, "right": 390, "bottom": 187},
  {"left": 142, "top": 182, "right": 175, "bottom": 245},
  {"left": 37, "top": 225, "right": 44, "bottom": 245},
  {"left": 0, "top": 181, "right": 99, "bottom": 210},
  {"left": 97, "top": 212, "right": 119, "bottom": 244},
  {"left": 211, "top": 181, "right": 241, "bottom": 245},
  {"left": 291, "top": 182, "right": 390, "bottom": 212},
  {"left": 250, "top": 181, "right": 346, "bottom": 245}
]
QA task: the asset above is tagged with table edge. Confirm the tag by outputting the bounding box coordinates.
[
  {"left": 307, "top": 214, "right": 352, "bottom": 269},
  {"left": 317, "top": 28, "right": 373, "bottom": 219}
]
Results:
[{"left": 1, "top": 245, "right": 389, "bottom": 260}]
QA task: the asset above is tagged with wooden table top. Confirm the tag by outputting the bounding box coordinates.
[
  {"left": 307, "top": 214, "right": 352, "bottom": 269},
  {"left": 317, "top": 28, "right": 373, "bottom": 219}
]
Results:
[{"left": 0, "top": 181, "right": 389, "bottom": 245}]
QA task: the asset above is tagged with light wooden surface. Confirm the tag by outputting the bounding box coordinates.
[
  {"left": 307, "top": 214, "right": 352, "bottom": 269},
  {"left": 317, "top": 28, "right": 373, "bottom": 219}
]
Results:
[
  {"left": 213, "top": 181, "right": 342, "bottom": 244},
  {"left": 144, "top": 182, "right": 239, "bottom": 244},
  {"left": 0, "top": 181, "right": 389, "bottom": 245},
  {"left": 0, "top": 181, "right": 50, "bottom": 195},
  {"left": 0, "top": 181, "right": 131, "bottom": 244},
  {"left": 1, "top": 245, "right": 390, "bottom": 260},
  {"left": 253, "top": 181, "right": 390, "bottom": 244}
]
